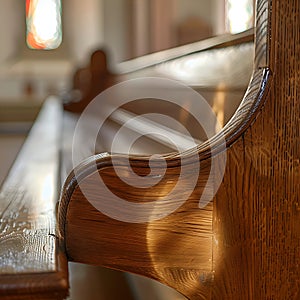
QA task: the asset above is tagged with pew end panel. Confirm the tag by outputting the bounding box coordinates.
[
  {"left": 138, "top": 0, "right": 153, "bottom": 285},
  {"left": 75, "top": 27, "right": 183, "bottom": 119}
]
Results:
[
  {"left": 0, "top": 22, "right": 257, "bottom": 300},
  {"left": 59, "top": 0, "right": 299, "bottom": 298},
  {"left": 58, "top": 66, "right": 271, "bottom": 300}
]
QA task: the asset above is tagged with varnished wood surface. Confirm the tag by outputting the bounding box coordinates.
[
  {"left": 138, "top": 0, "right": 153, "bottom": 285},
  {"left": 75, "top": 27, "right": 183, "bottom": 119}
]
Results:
[
  {"left": 0, "top": 98, "right": 68, "bottom": 299},
  {"left": 116, "top": 29, "right": 254, "bottom": 74},
  {"left": 1, "top": 0, "right": 295, "bottom": 298},
  {"left": 58, "top": 0, "right": 300, "bottom": 299},
  {"left": 60, "top": 41, "right": 255, "bottom": 178},
  {"left": 59, "top": 67, "right": 269, "bottom": 300},
  {"left": 254, "top": 0, "right": 269, "bottom": 68},
  {"left": 64, "top": 31, "right": 254, "bottom": 116},
  {"left": 125, "top": 42, "right": 254, "bottom": 89},
  {"left": 213, "top": 0, "right": 300, "bottom": 298}
]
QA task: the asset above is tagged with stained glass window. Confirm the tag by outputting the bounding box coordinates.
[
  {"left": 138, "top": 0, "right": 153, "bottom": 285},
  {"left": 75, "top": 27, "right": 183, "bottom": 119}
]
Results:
[
  {"left": 26, "top": 0, "right": 62, "bottom": 50},
  {"left": 226, "top": 0, "right": 254, "bottom": 34}
]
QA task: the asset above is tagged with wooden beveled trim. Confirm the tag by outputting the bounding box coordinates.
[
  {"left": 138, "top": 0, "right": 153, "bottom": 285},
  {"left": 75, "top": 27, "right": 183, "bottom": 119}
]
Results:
[
  {"left": 254, "top": 0, "right": 270, "bottom": 68},
  {"left": 0, "top": 253, "right": 68, "bottom": 300}
]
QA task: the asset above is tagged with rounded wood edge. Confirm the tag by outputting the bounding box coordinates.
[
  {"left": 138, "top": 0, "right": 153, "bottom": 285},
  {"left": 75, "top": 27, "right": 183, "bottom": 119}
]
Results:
[
  {"left": 57, "top": 2, "right": 272, "bottom": 298},
  {"left": 57, "top": 71, "right": 272, "bottom": 300},
  {"left": 117, "top": 29, "right": 254, "bottom": 74},
  {"left": 58, "top": 65, "right": 272, "bottom": 231},
  {"left": 211, "top": 0, "right": 300, "bottom": 297},
  {"left": 0, "top": 252, "right": 69, "bottom": 299},
  {"left": 58, "top": 155, "right": 214, "bottom": 299}
]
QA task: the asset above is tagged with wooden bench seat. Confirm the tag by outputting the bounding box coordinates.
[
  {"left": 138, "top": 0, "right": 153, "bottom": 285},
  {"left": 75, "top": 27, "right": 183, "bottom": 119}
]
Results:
[{"left": 0, "top": 0, "right": 299, "bottom": 298}]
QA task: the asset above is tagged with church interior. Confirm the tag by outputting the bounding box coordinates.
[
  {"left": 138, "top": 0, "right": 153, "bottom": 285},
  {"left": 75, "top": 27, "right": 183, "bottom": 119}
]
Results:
[{"left": 0, "top": 0, "right": 299, "bottom": 299}]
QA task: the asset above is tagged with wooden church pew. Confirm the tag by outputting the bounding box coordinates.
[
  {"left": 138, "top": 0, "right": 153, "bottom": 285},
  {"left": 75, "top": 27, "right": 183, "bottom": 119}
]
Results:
[
  {"left": 63, "top": 28, "right": 253, "bottom": 115},
  {"left": 58, "top": 0, "right": 300, "bottom": 299},
  {"left": 0, "top": 0, "right": 299, "bottom": 298},
  {"left": 0, "top": 37, "right": 252, "bottom": 298}
]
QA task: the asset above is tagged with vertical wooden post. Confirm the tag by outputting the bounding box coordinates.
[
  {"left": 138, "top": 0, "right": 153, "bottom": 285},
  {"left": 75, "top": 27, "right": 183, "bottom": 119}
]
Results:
[{"left": 214, "top": 0, "right": 300, "bottom": 298}]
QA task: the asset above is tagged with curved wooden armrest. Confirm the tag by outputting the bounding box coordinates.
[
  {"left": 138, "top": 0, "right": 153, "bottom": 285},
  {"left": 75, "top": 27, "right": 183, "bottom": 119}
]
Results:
[
  {"left": 58, "top": 65, "right": 270, "bottom": 299},
  {"left": 59, "top": 0, "right": 300, "bottom": 298}
]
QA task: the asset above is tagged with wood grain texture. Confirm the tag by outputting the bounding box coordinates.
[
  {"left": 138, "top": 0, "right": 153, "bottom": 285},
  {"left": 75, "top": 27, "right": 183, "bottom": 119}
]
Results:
[
  {"left": 60, "top": 156, "right": 214, "bottom": 299},
  {"left": 254, "top": 0, "right": 270, "bottom": 68},
  {"left": 0, "top": 98, "right": 68, "bottom": 299},
  {"left": 58, "top": 66, "right": 269, "bottom": 299},
  {"left": 213, "top": 0, "right": 300, "bottom": 298},
  {"left": 58, "top": 0, "right": 299, "bottom": 298}
]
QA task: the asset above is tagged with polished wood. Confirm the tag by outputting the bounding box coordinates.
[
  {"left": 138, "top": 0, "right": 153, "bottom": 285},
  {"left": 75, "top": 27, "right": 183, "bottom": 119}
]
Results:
[
  {"left": 63, "top": 31, "right": 253, "bottom": 117},
  {"left": 2, "top": 0, "right": 298, "bottom": 298},
  {"left": 0, "top": 7, "right": 254, "bottom": 300},
  {"left": 117, "top": 28, "right": 254, "bottom": 74},
  {"left": 213, "top": 0, "right": 300, "bottom": 298},
  {"left": 0, "top": 98, "right": 68, "bottom": 299},
  {"left": 58, "top": 0, "right": 299, "bottom": 299},
  {"left": 58, "top": 68, "right": 269, "bottom": 300}
]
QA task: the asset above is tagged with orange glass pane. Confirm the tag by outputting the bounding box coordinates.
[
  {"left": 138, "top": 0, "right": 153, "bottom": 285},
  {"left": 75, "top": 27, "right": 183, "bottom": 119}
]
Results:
[{"left": 26, "top": 0, "right": 62, "bottom": 50}]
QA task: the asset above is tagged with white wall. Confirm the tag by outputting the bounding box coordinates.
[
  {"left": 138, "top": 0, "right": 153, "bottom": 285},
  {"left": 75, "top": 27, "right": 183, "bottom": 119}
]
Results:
[
  {"left": 0, "top": 0, "right": 105, "bottom": 67},
  {"left": 174, "top": 0, "right": 226, "bottom": 35},
  {"left": 131, "top": 0, "right": 150, "bottom": 57},
  {"left": 174, "top": 0, "right": 213, "bottom": 26},
  {"left": 0, "top": 0, "right": 23, "bottom": 66},
  {"left": 211, "top": 0, "right": 226, "bottom": 35},
  {"left": 64, "top": 0, "right": 104, "bottom": 65},
  {"left": 103, "top": 0, "right": 131, "bottom": 65}
]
